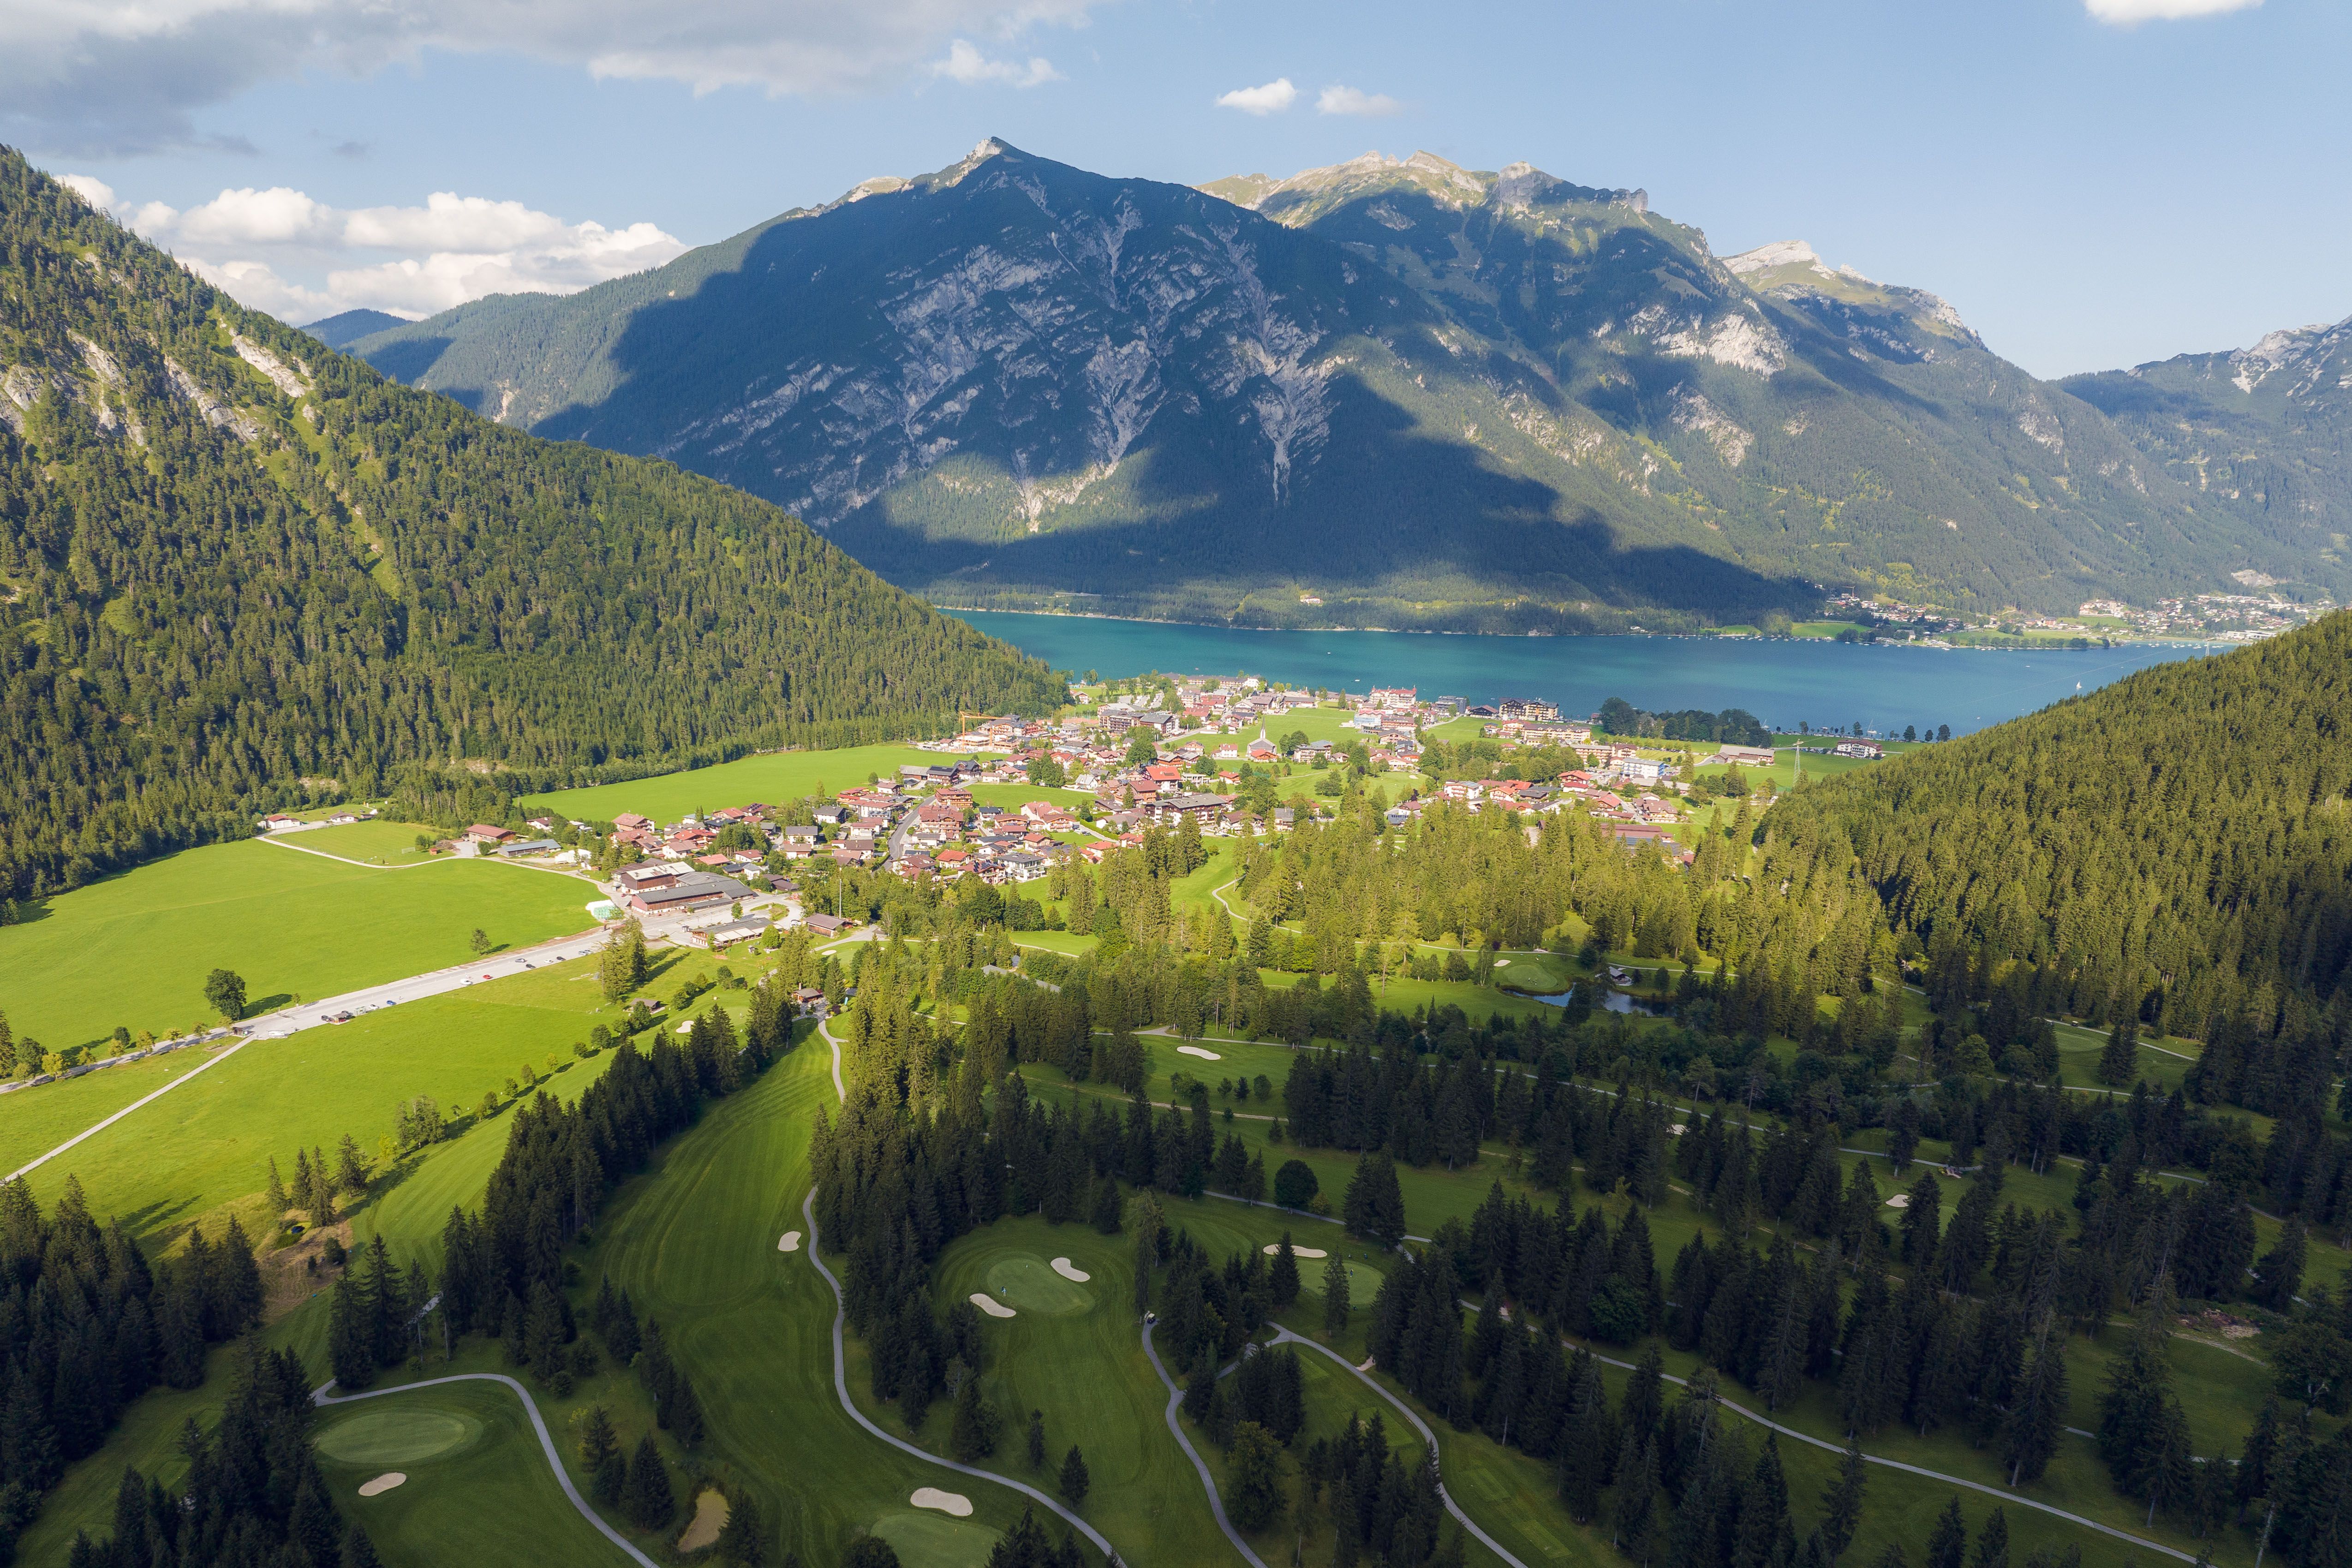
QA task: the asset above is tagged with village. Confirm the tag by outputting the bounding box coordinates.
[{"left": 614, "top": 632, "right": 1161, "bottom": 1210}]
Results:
[{"left": 276, "top": 673, "right": 1792, "bottom": 966}]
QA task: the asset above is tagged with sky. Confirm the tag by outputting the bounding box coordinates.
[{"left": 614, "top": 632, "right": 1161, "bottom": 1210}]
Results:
[{"left": 7, "top": 0, "right": 2345, "bottom": 378}]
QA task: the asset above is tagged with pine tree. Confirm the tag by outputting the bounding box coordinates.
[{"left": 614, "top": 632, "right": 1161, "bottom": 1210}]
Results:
[
  {"left": 622, "top": 1434, "right": 675, "bottom": 1530},
  {"left": 1059, "top": 1444, "right": 1090, "bottom": 1506},
  {"left": 267, "top": 1156, "right": 290, "bottom": 1215},
  {"left": 949, "top": 1374, "right": 1000, "bottom": 1461},
  {"left": 1924, "top": 1496, "right": 1966, "bottom": 1568},
  {"left": 1270, "top": 1233, "right": 1301, "bottom": 1307},
  {"left": 1821, "top": 1434, "right": 1867, "bottom": 1561},
  {"left": 716, "top": 1490, "right": 766, "bottom": 1565},
  {"left": 579, "top": 1407, "right": 622, "bottom": 1503},
  {"left": 2096, "top": 1019, "right": 2138, "bottom": 1087},
  {"left": 1323, "top": 1254, "right": 1352, "bottom": 1334},
  {"left": 2002, "top": 1332, "right": 2068, "bottom": 1487},
  {"left": 335, "top": 1134, "right": 370, "bottom": 1195},
  {"left": 328, "top": 1272, "right": 374, "bottom": 1391},
  {"left": 2252, "top": 1218, "right": 2308, "bottom": 1312},
  {"left": 1969, "top": 1508, "right": 2007, "bottom": 1568},
  {"left": 1226, "top": 1421, "right": 1288, "bottom": 1531}
]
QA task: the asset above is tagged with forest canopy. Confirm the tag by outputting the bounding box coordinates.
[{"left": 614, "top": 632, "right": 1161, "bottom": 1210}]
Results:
[{"left": 0, "top": 148, "right": 1061, "bottom": 900}]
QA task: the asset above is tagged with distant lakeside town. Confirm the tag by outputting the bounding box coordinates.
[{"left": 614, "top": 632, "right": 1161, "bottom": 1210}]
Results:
[{"left": 257, "top": 673, "right": 1872, "bottom": 967}]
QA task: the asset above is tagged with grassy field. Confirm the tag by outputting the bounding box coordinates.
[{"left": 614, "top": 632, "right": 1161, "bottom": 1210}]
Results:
[
  {"left": 3, "top": 947, "right": 652, "bottom": 1239},
  {"left": 519, "top": 743, "right": 990, "bottom": 823},
  {"left": 0, "top": 838, "right": 599, "bottom": 1051},
  {"left": 279, "top": 818, "right": 442, "bottom": 864}
]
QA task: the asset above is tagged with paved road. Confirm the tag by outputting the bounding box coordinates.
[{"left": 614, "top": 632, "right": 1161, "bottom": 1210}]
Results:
[
  {"left": 6, "top": 924, "right": 613, "bottom": 1183},
  {"left": 238, "top": 925, "right": 613, "bottom": 1038},
  {"left": 313, "top": 1374, "right": 655, "bottom": 1568}
]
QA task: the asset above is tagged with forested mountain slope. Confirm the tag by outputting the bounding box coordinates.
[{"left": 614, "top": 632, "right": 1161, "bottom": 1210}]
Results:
[
  {"left": 1773, "top": 608, "right": 2352, "bottom": 1086},
  {"left": 0, "top": 149, "right": 1061, "bottom": 900},
  {"left": 2063, "top": 314, "right": 2352, "bottom": 582},
  {"left": 349, "top": 140, "right": 2312, "bottom": 628}
]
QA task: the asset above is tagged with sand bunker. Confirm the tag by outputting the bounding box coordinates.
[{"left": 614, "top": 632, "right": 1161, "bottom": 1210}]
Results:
[
  {"left": 778, "top": 1231, "right": 802, "bottom": 1252},
  {"left": 970, "top": 1293, "right": 1017, "bottom": 1318},
  {"left": 357, "top": 1473, "right": 406, "bottom": 1497},
  {"left": 911, "top": 1488, "right": 973, "bottom": 1517},
  {"left": 1264, "top": 1243, "right": 1329, "bottom": 1259},
  {"left": 1051, "top": 1257, "right": 1090, "bottom": 1282},
  {"left": 1885, "top": 1193, "right": 1910, "bottom": 1208},
  {"left": 1668, "top": 1123, "right": 1688, "bottom": 1137},
  {"left": 677, "top": 1488, "right": 730, "bottom": 1551},
  {"left": 1176, "top": 1045, "right": 1222, "bottom": 1060}
]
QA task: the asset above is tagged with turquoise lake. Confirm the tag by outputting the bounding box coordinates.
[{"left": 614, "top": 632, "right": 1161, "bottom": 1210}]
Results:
[{"left": 949, "top": 612, "right": 2224, "bottom": 737}]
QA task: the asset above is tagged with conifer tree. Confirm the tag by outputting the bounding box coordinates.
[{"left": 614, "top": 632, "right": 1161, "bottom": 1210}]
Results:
[
  {"left": 2002, "top": 1330, "right": 2068, "bottom": 1486},
  {"left": 2096, "top": 1019, "right": 2138, "bottom": 1087},
  {"left": 716, "top": 1490, "right": 766, "bottom": 1565},
  {"left": 336, "top": 1134, "right": 370, "bottom": 1194},
  {"left": 579, "top": 1407, "right": 623, "bottom": 1504},
  {"left": 949, "top": 1375, "right": 1001, "bottom": 1461},
  {"left": 268, "top": 1156, "right": 291, "bottom": 1215},
  {"left": 1323, "top": 1254, "right": 1352, "bottom": 1334},
  {"left": 1059, "top": 1444, "right": 1091, "bottom": 1506},
  {"left": 1924, "top": 1496, "right": 1967, "bottom": 1568},
  {"left": 1027, "top": 1408, "right": 1047, "bottom": 1470},
  {"left": 622, "top": 1434, "right": 675, "bottom": 1529},
  {"left": 1226, "top": 1421, "right": 1288, "bottom": 1531},
  {"left": 2252, "top": 1219, "right": 2308, "bottom": 1312},
  {"left": 1898, "top": 1170, "right": 1940, "bottom": 1272},
  {"left": 328, "top": 1272, "right": 374, "bottom": 1390},
  {"left": 1270, "top": 1233, "right": 1301, "bottom": 1307},
  {"left": 1821, "top": 1434, "right": 1868, "bottom": 1561},
  {"left": 1969, "top": 1508, "right": 2007, "bottom": 1568}
]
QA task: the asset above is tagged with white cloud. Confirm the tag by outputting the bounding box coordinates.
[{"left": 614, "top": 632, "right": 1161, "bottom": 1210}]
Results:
[
  {"left": 1, "top": 0, "right": 1104, "bottom": 155},
  {"left": 931, "top": 38, "right": 1062, "bottom": 87},
  {"left": 2084, "top": 0, "right": 2260, "bottom": 22},
  {"left": 1316, "top": 85, "right": 1400, "bottom": 117},
  {"left": 59, "top": 173, "right": 118, "bottom": 209},
  {"left": 96, "top": 183, "right": 688, "bottom": 321},
  {"left": 1216, "top": 78, "right": 1298, "bottom": 115}
]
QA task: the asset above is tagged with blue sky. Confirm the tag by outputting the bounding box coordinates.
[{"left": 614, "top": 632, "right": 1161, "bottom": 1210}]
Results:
[{"left": 10, "top": 0, "right": 2343, "bottom": 377}]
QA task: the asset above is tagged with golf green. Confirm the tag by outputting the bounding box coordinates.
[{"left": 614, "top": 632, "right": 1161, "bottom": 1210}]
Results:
[
  {"left": 984, "top": 1255, "right": 1092, "bottom": 1316},
  {"left": 1299, "top": 1259, "right": 1384, "bottom": 1303},
  {"left": 869, "top": 1509, "right": 1003, "bottom": 1568},
  {"left": 314, "top": 1407, "right": 483, "bottom": 1467}
]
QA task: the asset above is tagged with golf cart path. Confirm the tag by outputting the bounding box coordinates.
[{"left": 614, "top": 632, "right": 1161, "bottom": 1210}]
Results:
[
  {"left": 7, "top": 924, "right": 610, "bottom": 1183},
  {"left": 311, "top": 1372, "right": 657, "bottom": 1568},
  {"left": 1500, "top": 1319, "right": 2194, "bottom": 1563},
  {"left": 801, "top": 1048, "right": 1114, "bottom": 1557},
  {"left": 801, "top": 1192, "right": 1117, "bottom": 1560},
  {"left": 1140, "top": 1321, "right": 1272, "bottom": 1568},
  {"left": 1268, "top": 1329, "right": 1530, "bottom": 1568}
]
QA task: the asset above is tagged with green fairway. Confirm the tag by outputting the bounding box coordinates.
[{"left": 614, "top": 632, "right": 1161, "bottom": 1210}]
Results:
[
  {"left": 310, "top": 1383, "right": 623, "bottom": 1568},
  {"left": 0, "top": 837, "right": 597, "bottom": 1051},
  {"left": 519, "top": 742, "right": 991, "bottom": 823},
  {"left": 585, "top": 1047, "right": 1080, "bottom": 1564}
]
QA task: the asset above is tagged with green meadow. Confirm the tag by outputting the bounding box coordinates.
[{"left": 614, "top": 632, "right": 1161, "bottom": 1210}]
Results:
[
  {"left": 519, "top": 742, "right": 986, "bottom": 823},
  {"left": 0, "top": 838, "right": 598, "bottom": 1051}
]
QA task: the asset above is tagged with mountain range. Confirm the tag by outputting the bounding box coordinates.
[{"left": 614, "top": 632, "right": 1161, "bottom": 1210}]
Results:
[{"left": 340, "top": 140, "right": 2346, "bottom": 631}]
